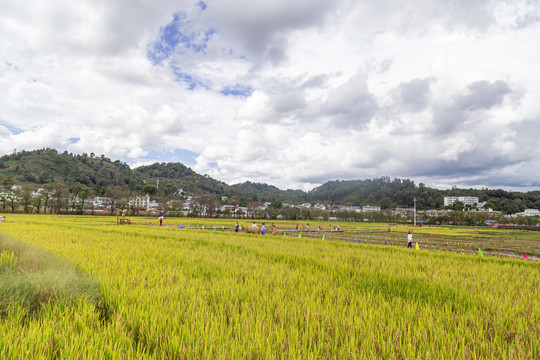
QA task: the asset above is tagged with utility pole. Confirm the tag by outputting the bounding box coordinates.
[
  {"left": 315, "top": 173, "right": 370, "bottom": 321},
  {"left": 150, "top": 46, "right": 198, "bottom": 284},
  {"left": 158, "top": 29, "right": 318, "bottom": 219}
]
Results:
[{"left": 413, "top": 197, "right": 417, "bottom": 226}]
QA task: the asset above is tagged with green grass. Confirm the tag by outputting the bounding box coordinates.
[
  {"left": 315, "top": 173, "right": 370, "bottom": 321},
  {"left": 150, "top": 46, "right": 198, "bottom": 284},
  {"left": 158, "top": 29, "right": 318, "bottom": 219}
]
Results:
[{"left": 0, "top": 233, "right": 101, "bottom": 317}]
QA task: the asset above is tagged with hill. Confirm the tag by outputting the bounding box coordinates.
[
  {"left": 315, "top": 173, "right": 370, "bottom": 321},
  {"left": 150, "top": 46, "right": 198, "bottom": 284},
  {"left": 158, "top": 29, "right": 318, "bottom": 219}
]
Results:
[
  {"left": 1, "top": 149, "right": 540, "bottom": 214},
  {"left": 134, "top": 162, "right": 229, "bottom": 196},
  {"left": 0, "top": 149, "right": 138, "bottom": 192},
  {"left": 228, "top": 181, "right": 304, "bottom": 203}
]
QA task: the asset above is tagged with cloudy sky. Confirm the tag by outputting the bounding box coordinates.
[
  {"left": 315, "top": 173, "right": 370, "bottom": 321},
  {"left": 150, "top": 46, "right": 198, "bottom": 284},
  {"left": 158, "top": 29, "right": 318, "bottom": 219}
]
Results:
[{"left": 1, "top": 0, "right": 539, "bottom": 191}]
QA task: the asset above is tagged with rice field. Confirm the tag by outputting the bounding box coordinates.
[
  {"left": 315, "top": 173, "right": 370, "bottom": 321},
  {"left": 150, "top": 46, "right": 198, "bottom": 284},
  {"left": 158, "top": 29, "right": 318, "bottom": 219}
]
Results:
[{"left": 1, "top": 214, "right": 539, "bottom": 359}]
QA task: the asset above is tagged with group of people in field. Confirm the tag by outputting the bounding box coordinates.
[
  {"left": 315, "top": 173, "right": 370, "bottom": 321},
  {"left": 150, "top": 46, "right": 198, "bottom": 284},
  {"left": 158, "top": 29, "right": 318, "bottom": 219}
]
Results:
[
  {"left": 234, "top": 221, "right": 276, "bottom": 236},
  {"left": 157, "top": 214, "right": 416, "bottom": 248}
]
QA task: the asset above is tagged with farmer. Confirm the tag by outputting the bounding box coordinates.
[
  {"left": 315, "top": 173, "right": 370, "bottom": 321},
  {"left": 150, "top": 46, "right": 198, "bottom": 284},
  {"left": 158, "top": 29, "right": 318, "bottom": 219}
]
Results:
[
  {"left": 407, "top": 230, "right": 413, "bottom": 248},
  {"left": 235, "top": 222, "right": 239, "bottom": 233},
  {"left": 159, "top": 215, "right": 164, "bottom": 226},
  {"left": 261, "top": 223, "right": 267, "bottom": 235}
]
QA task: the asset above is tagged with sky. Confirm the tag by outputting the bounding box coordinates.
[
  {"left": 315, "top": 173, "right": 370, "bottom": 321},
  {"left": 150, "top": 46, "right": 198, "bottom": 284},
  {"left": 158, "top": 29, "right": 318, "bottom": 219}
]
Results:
[{"left": 1, "top": 0, "right": 540, "bottom": 192}]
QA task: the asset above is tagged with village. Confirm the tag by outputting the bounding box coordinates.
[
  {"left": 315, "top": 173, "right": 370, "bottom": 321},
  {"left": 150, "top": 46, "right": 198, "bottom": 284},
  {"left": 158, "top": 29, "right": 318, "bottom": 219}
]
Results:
[{"left": 1, "top": 185, "right": 539, "bottom": 226}]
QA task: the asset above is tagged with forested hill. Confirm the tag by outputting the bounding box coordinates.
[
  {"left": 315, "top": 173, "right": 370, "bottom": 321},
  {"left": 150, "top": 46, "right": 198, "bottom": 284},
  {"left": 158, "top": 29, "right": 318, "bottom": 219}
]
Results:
[
  {"left": 0, "top": 149, "right": 225, "bottom": 196},
  {"left": 0, "top": 149, "right": 138, "bottom": 191},
  {"left": 305, "top": 178, "right": 438, "bottom": 208},
  {"left": 1, "top": 149, "right": 540, "bottom": 213},
  {"left": 305, "top": 177, "right": 540, "bottom": 213},
  {"left": 229, "top": 181, "right": 304, "bottom": 202}
]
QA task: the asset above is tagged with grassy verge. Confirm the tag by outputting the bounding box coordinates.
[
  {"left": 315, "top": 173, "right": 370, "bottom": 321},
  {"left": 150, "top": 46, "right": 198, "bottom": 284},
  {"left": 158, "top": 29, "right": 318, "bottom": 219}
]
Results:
[{"left": 0, "top": 233, "right": 101, "bottom": 317}]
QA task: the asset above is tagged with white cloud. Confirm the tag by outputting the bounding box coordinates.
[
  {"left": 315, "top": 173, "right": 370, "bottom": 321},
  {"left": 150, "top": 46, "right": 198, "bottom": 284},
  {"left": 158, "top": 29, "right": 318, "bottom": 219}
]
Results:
[{"left": 1, "top": 0, "right": 540, "bottom": 191}]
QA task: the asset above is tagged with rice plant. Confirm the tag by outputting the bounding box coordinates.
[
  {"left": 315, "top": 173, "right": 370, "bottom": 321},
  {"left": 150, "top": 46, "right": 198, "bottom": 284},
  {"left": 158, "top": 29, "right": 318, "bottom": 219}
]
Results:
[{"left": 0, "top": 214, "right": 538, "bottom": 359}]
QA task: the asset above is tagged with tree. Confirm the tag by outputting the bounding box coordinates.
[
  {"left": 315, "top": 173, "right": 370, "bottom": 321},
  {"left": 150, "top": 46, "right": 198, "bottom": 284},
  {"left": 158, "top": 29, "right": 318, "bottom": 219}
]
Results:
[
  {"left": 52, "top": 183, "right": 68, "bottom": 214},
  {"left": 41, "top": 184, "right": 54, "bottom": 214},
  {"left": 6, "top": 189, "right": 17, "bottom": 213},
  {"left": 143, "top": 184, "right": 157, "bottom": 195},
  {"left": 163, "top": 183, "right": 177, "bottom": 196},
  {"left": 70, "top": 183, "right": 84, "bottom": 213},
  {"left": 19, "top": 184, "right": 34, "bottom": 213},
  {"left": 105, "top": 185, "right": 123, "bottom": 215},
  {"left": 0, "top": 186, "right": 8, "bottom": 212},
  {"left": 278, "top": 206, "right": 300, "bottom": 220},
  {"left": 33, "top": 194, "right": 45, "bottom": 214},
  {"left": 227, "top": 196, "right": 240, "bottom": 218},
  {"left": 246, "top": 201, "right": 262, "bottom": 219},
  {"left": 78, "top": 186, "right": 91, "bottom": 215},
  {"left": 199, "top": 194, "right": 219, "bottom": 217},
  {"left": 452, "top": 200, "right": 465, "bottom": 212}
]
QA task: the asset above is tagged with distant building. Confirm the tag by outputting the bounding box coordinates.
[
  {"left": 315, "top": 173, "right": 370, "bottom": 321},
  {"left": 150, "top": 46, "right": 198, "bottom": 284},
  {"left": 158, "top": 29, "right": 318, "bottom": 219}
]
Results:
[
  {"left": 519, "top": 209, "right": 540, "bottom": 217},
  {"left": 444, "top": 196, "right": 479, "bottom": 207},
  {"left": 395, "top": 207, "right": 413, "bottom": 214},
  {"left": 88, "top": 196, "right": 111, "bottom": 209},
  {"left": 362, "top": 205, "right": 381, "bottom": 212},
  {"left": 129, "top": 195, "right": 151, "bottom": 211}
]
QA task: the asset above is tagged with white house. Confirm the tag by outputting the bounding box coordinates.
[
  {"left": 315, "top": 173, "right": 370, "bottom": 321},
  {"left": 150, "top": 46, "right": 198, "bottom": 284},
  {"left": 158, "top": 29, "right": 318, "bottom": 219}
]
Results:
[
  {"left": 362, "top": 205, "right": 381, "bottom": 212},
  {"left": 444, "top": 196, "right": 479, "bottom": 207},
  {"left": 129, "top": 194, "right": 151, "bottom": 211},
  {"left": 520, "top": 209, "right": 540, "bottom": 216}
]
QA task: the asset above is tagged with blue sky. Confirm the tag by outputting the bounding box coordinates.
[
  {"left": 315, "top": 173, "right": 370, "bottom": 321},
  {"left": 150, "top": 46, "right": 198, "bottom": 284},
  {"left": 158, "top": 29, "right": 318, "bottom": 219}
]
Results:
[
  {"left": 147, "top": 10, "right": 251, "bottom": 94},
  {"left": 1, "top": 0, "right": 540, "bottom": 191}
]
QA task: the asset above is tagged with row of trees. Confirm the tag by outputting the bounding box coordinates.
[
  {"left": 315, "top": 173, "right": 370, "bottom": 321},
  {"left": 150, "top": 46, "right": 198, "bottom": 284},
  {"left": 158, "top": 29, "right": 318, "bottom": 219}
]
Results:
[
  {"left": 0, "top": 182, "right": 143, "bottom": 215},
  {"left": 1, "top": 183, "right": 104, "bottom": 215},
  {"left": 2, "top": 182, "right": 538, "bottom": 226}
]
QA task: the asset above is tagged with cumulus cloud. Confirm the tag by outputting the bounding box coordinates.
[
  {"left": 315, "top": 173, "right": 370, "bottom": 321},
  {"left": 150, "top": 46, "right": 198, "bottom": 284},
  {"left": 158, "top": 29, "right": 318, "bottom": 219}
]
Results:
[
  {"left": 432, "top": 80, "right": 514, "bottom": 135},
  {"left": 456, "top": 80, "right": 512, "bottom": 111},
  {"left": 1, "top": 0, "right": 540, "bottom": 191},
  {"left": 200, "top": 0, "right": 339, "bottom": 65},
  {"left": 323, "top": 73, "right": 378, "bottom": 129},
  {"left": 393, "top": 78, "right": 433, "bottom": 113}
]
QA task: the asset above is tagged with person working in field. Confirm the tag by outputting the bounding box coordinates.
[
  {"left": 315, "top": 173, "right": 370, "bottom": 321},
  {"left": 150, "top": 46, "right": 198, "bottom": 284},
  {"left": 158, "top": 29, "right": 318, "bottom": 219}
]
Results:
[
  {"left": 159, "top": 215, "right": 164, "bottom": 226},
  {"left": 235, "top": 222, "right": 239, "bottom": 233},
  {"left": 407, "top": 230, "right": 413, "bottom": 248}
]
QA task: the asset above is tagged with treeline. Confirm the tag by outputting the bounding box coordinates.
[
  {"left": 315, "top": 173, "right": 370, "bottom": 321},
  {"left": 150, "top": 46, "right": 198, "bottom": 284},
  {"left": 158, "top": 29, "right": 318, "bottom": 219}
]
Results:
[
  {"left": 304, "top": 177, "right": 540, "bottom": 215},
  {"left": 1, "top": 149, "right": 540, "bottom": 215}
]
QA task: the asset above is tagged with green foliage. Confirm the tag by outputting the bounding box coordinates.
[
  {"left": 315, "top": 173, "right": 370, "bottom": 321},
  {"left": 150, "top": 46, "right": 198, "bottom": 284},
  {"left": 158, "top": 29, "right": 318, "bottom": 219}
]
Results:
[
  {"left": 306, "top": 177, "right": 540, "bottom": 214},
  {"left": 0, "top": 148, "right": 138, "bottom": 189},
  {"left": 135, "top": 162, "right": 228, "bottom": 196},
  {"left": 1, "top": 150, "right": 540, "bottom": 214},
  {"left": 142, "top": 184, "right": 157, "bottom": 195},
  {"left": 452, "top": 200, "right": 465, "bottom": 211},
  {"left": 228, "top": 181, "right": 303, "bottom": 203}
]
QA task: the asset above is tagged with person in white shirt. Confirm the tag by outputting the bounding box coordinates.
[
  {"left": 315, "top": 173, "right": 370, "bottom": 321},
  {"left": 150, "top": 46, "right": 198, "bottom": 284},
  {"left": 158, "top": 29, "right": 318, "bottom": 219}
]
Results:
[{"left": 407, "top": 230, "right": 413, "bottom": 248}]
